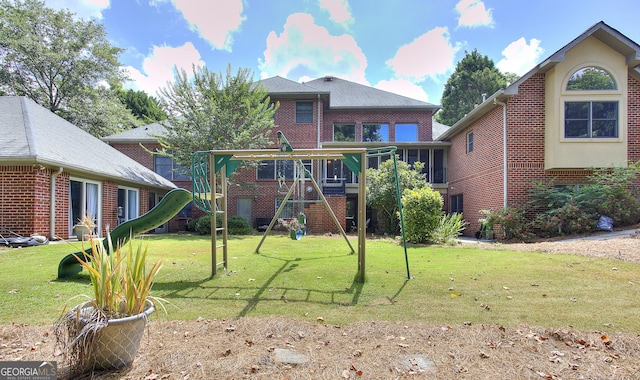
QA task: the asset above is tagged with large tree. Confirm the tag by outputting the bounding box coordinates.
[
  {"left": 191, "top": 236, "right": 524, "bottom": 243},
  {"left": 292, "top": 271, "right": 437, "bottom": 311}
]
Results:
[
  {"left": 116, "top": 88, "right": 167, "bottom": 123},
  {"left": 61, "top": 87, "right": 141, "bottom": 137},
  {"left": 157, "top": 64, "right": 279, "bottom": 167},
  {"left": 0, "top": 0, "right": 134, "bottom": 135},
  {"left": 436, "top": 49, "right": 509, "bottom": 126}
]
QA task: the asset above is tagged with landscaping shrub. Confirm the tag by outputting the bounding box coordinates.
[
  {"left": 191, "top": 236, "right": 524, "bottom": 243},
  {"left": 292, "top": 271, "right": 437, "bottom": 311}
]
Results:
[
  {"left": 190, "top": 215, "right": 253, "bottom": 235},
  {"left": 227, "top": 216, "right": 254, "bottom": 235},
  {"left": 527, "top": 163, "right": 640, "bottom": 237},
  {"left": 367, "top": 158, "right": 428, "bottom": 235},
  {"left": 432, "top": 212, "right": 467, "bottom": 245},
  {"left": 401, "top": 186, "right": 443, "bottom": 243},
  {"left": 480, "top": 207, "right": 527, "bottom": 240}
]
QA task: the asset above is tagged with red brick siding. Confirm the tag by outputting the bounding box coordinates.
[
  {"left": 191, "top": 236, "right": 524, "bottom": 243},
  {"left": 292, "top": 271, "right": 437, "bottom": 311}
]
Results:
[
  {"left": 447, "top": 106, "right": 506, "bottom": 235},
  {"left": 273, "top": 99, "right": 320, "bottom": 148},
  {"left": 0, "top": 166, "right": 43, "bottom": 237}
]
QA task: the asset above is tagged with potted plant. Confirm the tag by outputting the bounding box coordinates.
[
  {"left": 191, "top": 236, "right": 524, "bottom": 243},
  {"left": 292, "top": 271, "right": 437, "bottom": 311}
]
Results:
[
  {"left": 72, "top": 214, "right": 96, "bottom": 241},
  {"left": 55, "top": 231, "right": 165, "bottom": 377}
]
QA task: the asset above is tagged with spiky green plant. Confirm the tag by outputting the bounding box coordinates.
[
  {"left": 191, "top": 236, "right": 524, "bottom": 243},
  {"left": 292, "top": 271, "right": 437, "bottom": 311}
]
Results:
[{"left": 71, "top": 232, "right": 164, "bottom": 318}]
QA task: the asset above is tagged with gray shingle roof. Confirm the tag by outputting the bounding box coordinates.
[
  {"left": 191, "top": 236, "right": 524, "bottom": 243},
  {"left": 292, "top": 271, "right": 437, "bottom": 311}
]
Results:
[
  {"left": 304, "top": 76, "right": 439, "bottom": 110},
  {"left": 256, "top": 76, "right": 323, "bottom": 95},
  {"left": 0, "top": 96, "right": 175, "bottom": 190},
  {"left": 257, "top": 75, "right": 439, "bottom": 110},
  {"left": 102, "top": 122, "right": 167, "bottom": 143}
]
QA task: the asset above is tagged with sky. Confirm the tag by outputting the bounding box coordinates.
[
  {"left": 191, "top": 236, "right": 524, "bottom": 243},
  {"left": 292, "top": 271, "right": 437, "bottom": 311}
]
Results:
[{"left": 44, "top": 0, "right": 639, "bottom": 105}]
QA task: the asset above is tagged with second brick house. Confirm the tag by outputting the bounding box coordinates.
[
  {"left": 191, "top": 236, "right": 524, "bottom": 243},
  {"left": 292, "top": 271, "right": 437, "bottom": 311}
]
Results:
[{"left": 106, "top": 21, "right": 640, "bottom": 237}]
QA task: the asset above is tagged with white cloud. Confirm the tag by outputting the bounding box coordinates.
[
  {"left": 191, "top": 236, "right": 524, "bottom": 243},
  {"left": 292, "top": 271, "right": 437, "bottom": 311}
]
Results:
[
  {"left": 172, "top": 0, "right": 246, "bottom": 51},
  {"left": 374, "top": 78, "right": 429, "bottom": 102},
  {"left": 259, "top": 13, "right": 367, "bottom": 84},
  {"left": 318, "top": 0, "right": 353, "bottom": 29},
  {"left": 386, "top": 27, "right": 460, "bottom": 81},
  {"left": 455, "top": 0, "right": 493, "bottom": 28},
  {"left": 124, "top": 42, "right": 205, "bottom": 96},
  {"left": 44, "top": 0, "right": 110, "bottom": 19},
  {"left": 496, "top": 37, "right": 544, "bottom": 75}
]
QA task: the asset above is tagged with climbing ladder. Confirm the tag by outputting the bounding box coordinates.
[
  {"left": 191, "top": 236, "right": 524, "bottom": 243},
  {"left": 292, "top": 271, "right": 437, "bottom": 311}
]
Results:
[{"left": 192, "top": 151, "right": 231, "bottom": 276}]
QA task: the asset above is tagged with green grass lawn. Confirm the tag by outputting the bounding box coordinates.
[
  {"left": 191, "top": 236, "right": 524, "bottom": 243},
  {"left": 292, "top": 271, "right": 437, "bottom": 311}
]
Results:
[{"left": 1, "top": 234, "right": 638, "bottom": 332}]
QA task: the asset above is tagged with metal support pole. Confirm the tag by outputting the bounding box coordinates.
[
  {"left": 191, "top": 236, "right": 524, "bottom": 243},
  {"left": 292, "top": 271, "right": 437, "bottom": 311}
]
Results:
[{"left": 357, "top": 151, "right": 366, "bottom": 282}]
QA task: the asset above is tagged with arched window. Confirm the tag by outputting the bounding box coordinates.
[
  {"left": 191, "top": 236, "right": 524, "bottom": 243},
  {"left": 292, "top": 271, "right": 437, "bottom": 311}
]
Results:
[{"left": 566, "top": 66, "right": 616, "bottom": 91}]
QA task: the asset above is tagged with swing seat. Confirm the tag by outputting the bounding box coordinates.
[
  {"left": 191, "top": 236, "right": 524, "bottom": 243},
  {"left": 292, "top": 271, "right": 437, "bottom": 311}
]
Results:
[{"left": 290, "top": 229, "right": 304, "bottom": 240}]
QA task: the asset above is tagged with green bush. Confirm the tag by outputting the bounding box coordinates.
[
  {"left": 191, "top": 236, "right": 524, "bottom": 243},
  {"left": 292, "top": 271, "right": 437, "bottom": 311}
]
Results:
[
  {"left": 527, "top": 163, "right": 640, "bottom": 237},
  {"left": 190, "top": 215, "right": 254, "bottom": 235},
  {"left": 480, "top": 207, "right": 527, "bottom": 240},
  {"left": 227, "top": 216, "right": 254, "bottom": 235},
  {"left": 401, "top": 186, "right": 443, "bottom": 244},
  {"left": 432, "top": 212, "right": 467, "bottom": 245}
]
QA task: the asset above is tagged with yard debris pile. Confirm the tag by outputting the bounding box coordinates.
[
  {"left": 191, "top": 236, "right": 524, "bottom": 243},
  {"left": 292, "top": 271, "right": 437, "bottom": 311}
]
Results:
[{"left": 2, "top": 317, "right": 639, "bottom": 379}]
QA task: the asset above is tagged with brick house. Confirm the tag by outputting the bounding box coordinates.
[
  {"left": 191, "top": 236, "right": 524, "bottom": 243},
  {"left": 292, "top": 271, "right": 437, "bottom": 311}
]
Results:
[
  {"left": 437, "top": 21, "right": 640, "bottom": 236},
  {"left": 0, "top": 96, "right": 176, "bottom": 240},
  {"left": 105, "top": 76, "right": 445, "bottom": 233}
]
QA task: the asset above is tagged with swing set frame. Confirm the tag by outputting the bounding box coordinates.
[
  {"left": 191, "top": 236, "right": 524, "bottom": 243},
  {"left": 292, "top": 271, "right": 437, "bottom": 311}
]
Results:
[
  {"left": 193, "top": 146, "right": 369, "bottom": 281},
  {"left": 191, "top": 136, "right": 411, "bottom": 283}
]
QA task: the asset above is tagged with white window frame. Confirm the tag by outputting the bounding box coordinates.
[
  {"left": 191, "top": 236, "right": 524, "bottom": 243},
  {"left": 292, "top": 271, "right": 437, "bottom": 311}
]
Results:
[
  {"left": 466, "top": 131, "right": 474, "bottom": 153},
  {"left": 69, "top": 178, "right": 102, "bottom": 236},
  {"left": 118, "top": 186, "right": 140, "bottom": 222}
]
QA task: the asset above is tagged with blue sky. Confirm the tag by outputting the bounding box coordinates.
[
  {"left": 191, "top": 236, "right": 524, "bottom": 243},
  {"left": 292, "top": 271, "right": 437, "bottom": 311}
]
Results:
[{"left": 45, "top": 0, "right": 639, "bottom": 105}]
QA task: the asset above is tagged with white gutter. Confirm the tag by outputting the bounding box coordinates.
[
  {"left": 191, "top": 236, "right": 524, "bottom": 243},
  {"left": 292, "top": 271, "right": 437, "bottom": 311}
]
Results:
[
  {"left": 317, "top": 93, "right": 321, "bottom": 148},
  {"left": 493, "top": 99, "right": 508, "bottom": 207},
  {"left": 50, "top": 167, "right": 63, "bottom": 239},
  {"left": 317, "top": 93, "right": 322, "bottom": 180}
]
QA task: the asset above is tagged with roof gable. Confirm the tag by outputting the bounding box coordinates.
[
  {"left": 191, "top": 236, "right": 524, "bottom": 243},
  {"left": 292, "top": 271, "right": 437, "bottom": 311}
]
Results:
[
  {"left": 258, "top": 75, "right": 439, "bottom": 110},
  {"left": 102, "top": 122, "right": 167, "bottom": 143},
  {"left": 438, "top": 21, "right": 640, "bottom": 140},
  {"left": 0, "top": 96, "right": 175, "bottom": 189},
  {"left": 304, "top": 76, "right": 438, "bottom": 110}
]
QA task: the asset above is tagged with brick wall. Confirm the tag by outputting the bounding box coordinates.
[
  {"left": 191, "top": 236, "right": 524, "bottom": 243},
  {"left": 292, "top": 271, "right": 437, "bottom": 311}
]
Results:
[
  {"left": 447, "top": 105, "right": 506, "bottom": 235},
  {"left": 0, "top": 166, "right": 42, "bottom": 237},
  {"left": 448, "top": 72, "right": 640, "bottom": 236},
  {"left": 112, "top": 142, "right": 158, "bottom": 170}
]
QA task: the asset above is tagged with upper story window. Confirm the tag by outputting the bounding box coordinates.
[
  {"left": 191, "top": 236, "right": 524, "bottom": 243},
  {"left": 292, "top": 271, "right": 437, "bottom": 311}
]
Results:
[
  {"left": 333, "top": 124, "right": 356, "bottom": 142},
  {"left": 565, "top": 101, "right": 618, "bottom": 138},
  {"left": 257, "top": 160, "right": 312, "bottom": 180},
  {"left": 363, "top": 123, "right": 389, "bottom": 142},
  {"left": 154, "top": 155, "right": 190, "bottom": 180},
  {"left": 395, "top": 123, "right": 418, "bottom": 142},
  {"left": 466, "top": 131, "right": 474, "bottom": 153},
  {"left": 566, "top": 67, "right": 616, "bottom": 90},
  {"left": 563, "top": 66, "right": 620, "bottom": 139},
  {"left": 295, "top": 101, "right": 313, "bottom": 123}
]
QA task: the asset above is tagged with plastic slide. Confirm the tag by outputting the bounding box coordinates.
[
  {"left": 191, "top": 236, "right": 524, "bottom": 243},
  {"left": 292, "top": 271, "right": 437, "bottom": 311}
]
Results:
[{"left": 57, "top": 188, "right": 193, "bottom": 279}]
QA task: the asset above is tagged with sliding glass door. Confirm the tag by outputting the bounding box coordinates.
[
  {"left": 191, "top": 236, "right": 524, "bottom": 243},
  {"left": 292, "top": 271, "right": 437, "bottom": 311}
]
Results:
[{"left": 69, "top": 179, "right": 101, "bottom": 235}]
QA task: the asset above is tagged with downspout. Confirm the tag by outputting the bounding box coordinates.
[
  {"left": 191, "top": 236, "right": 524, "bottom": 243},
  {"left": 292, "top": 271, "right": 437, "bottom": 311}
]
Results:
[
  {"left": 494, "top": 99, "right": 508, "bottom": 207},
  {"left": 317, "top": 93, "right": 322, "bottom": 181},
  {"left": 50, "top": 167, "right": 63, "bottom": 240},
  {"left": 317, "top": 93, "right": 321, "bottom": 148}
]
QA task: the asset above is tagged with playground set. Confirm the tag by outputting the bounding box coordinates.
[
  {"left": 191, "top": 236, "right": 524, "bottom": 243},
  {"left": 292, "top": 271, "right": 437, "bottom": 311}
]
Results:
[{"left": 57, "top": 132, "right": 410, "bottom": 282}]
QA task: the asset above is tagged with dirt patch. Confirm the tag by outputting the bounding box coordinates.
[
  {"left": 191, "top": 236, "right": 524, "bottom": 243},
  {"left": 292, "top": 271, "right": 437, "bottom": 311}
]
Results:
[
  {"left": 2, "top": 318, "right": 639, "bottom": 379},
  {"left": 467, "top": 230, "right": 640, "bottom": 263},
  {"left": 2, "top": 235, "right": 640, "bottom": 379}
]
